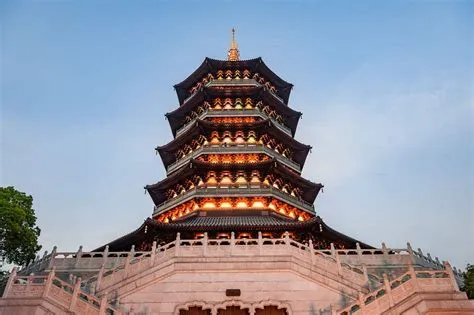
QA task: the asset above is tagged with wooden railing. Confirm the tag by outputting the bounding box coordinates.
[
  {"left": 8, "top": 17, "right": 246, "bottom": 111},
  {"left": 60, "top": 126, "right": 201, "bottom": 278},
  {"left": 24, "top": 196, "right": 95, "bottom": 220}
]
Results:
[
  {"left": 166, "top": 143, "right": 301, "bottom": 174},
  {"left": 153, "top": 184, "right": 315, "bottom": 215}
]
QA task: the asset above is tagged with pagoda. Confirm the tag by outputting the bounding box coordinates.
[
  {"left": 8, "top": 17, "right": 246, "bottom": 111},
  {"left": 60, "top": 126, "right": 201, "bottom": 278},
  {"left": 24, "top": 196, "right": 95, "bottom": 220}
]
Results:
[
  {"left": 94, "top": 28, "right": 371, "bottom": 253},
  {"left": 1, "top": 30, "right": 473, "bottom": 315}
]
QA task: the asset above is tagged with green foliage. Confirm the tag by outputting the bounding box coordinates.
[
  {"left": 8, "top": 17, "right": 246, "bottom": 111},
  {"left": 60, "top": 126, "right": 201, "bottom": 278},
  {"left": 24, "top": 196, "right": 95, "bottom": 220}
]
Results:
[
  {"left": 461, "top": 264, "right": 474, "bottom": 299},
  {"left": 0, "top": 186, "right": 42, "bottom": 266}
]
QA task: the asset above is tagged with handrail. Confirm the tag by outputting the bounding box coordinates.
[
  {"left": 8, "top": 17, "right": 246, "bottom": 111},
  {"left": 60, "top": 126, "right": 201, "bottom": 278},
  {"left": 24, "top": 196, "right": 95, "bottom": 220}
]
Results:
[
  {"left": 175, "top": 108, "right": 292, "bottom": 136},
  {"left": 153, "top": 184, "right": 315, "bottom": 215},
  {"left": 167, "top": 143, "right": 301, "bottom": 174},
  {"left": 89, "top": 234, "right": 379, "bottom": 294},
  {"left": 337, "top": 267, "right": 454, "bottom": 315}
]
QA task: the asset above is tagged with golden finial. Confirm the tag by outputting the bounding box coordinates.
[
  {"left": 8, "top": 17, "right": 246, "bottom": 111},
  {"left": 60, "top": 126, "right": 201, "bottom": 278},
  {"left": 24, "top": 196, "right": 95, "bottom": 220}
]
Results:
[{"left": 227, "top": 28, "right": 240, "bottom": 61}]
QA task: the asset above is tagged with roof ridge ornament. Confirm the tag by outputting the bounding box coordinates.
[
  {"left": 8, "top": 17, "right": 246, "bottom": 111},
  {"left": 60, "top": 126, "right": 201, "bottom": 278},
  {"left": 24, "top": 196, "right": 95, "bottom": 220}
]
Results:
[{"left": 227, "top": 28, "right": 240, "bottom": 61}]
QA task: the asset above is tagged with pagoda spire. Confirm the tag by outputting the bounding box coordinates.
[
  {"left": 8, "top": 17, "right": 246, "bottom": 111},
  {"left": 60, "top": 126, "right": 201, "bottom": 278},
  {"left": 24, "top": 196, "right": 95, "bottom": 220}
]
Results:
[{"left": 227, "top": 28, "right": 240, "bottom": 61}]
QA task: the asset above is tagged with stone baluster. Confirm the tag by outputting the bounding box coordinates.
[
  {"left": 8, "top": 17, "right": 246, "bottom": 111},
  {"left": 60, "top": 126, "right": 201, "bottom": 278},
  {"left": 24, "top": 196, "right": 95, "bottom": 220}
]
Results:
[
  {"left": 427, "top": 253, "right": 433, "bottom": 264},
  {"left": 444, "top": 261, "right": 460, "bottom": 291},
  {"left": 330, "top": 243, "right": 342, "bottom": 275},
  {"left": 258, "top": 231, "right": 263, "bottom": 255},
  {"left": 284, "top": 232, "right": 290, "bottom": 249},
  {"left": 358, "top": 291, "right": 366, "bottom": 312},
  {"left": 407, "top": 242, "right": 415, "bottom": 265},
  {"left": 2, "top": 267, "right": 17, "bottom": 298},
  {"left": 408, "top": 264, "right": 420, "bottom": 291},
  {"left": 356, "top": 242, "right": 362, "bottom": 259},
  {"left": 383, "top": 273, "right": 394, "bottom": 308},
  {"left": 123, "top": 245, "right": 135, "bottom": 277},
  {"left": 175, "top": 233, "right": 181, "bottom": 256},
  {"left": 47, "top": 246, "right": 57, "bottom": 269},
  {"left": 42, "top": 267, "right": 56, "bottom": 298},
  {"left": 96, "top": 262, "right": 105, "bottom": 292},
  {"left": 362, "top": 263, "right": 369, "bottom": 284},
  {"left": 417, "top": 248, "right": 423, "bottom": 259},
  {"left": 74, "top": 246, "right": 83, "bottom": 268},
  {"left": 230, "top": 232, "right": 235, "bottom": 255},
  {"left": 39, "top": 250, "right": 49, "bottom": 270},
  {"left": 203, "top": 232, "right": 208, "bottom": 256},
  {"left": 69, "top": 277, "right": 82, "bottom": 312},
  {"left": 150, "top": 241, "right": 157, "bottom": 266},
  {"left": 102, "top": 245, "right": 109, "bottom": 266},
  {"left": 99, "top": 291, "right": 108, "bottom": 315},
  {"left": 381, "top": 242, "right": 388, "bottom": 259},
  {"left": 309, "top": 239, "right": 315, "bottom": 264}
]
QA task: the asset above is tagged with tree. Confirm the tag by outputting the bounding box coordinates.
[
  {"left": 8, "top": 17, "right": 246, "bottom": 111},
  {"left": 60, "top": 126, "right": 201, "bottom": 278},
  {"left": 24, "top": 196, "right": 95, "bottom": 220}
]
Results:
[
  {"left": 461, "top": 264, "right": 474, "bottom": 299},
  {"left": 0, "top": 186, "right": 42, "bottom": 267}
]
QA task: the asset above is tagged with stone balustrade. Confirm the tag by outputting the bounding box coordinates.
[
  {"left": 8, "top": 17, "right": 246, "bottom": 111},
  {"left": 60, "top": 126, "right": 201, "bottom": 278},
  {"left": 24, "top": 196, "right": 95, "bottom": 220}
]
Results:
[
  {"left": 337, "top": 263, "right": 458, "bottom": 315},
  {"left": 88, "top": 233, "right": 378, "bottom": 295},
  {"left": 2, "top": 267, "right": 121, "bottom": 315},
  {"left": 18, "top": 237, "right": 465, "bottom": 292}
]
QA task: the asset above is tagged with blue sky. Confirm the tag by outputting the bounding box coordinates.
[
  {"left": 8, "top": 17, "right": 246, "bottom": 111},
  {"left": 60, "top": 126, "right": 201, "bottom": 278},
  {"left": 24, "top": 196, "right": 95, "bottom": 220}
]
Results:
[{"left": 1, "top": 1, "right": 473, "bottom": 269}]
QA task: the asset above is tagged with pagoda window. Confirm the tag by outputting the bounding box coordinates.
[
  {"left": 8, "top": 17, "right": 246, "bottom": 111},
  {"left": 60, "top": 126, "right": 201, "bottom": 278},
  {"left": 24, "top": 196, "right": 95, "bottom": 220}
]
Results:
[
  {"left": 236, "top": 198, "right": 249, "bottom": 208},
  {"left": 234, "top": 70, "right": 241, "bottom": 79},
  {"left": 243, "top": 69, "right": 251, "bottom": 79},
  {"left": 220, "top": 175, "right": 233, "bottom": 185},
  {"left": 219, "top": 199, "right": 233, "bottom": 208},
  {"left": 244, "top": 98, "right": 254, "bottom": 109},
  {"left": 251, "top": 198, "right": 266, "bottom": 208},
  {"left": 202, "top": 198, "right": 216, "bottom": 208},
  {"left": 235, "top": 175, "right": 247, "bottom": 184},
  {"left": 225, "top": 70, "right": 233, "bottom": 80},
  {"left": 216, "top": 70, "right": 224, "bottom": 80},
  {"left": 223, "top": 98, "right": 233, "bottom": 109},
  {"left": 235, "top": 98, "right": 243, "bottom": 109}
]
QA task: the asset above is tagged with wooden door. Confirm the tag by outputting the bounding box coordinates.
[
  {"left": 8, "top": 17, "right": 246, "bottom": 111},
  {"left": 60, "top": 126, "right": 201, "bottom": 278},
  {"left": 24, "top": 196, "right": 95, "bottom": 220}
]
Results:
[
  {"left": 180, "top": 307, "right": 211, "bottom": 315},
  {"left": 217, "top": 306, "right": 250, "bottom": 315},
  {"left": 255, "top": 306, "right": 287, "bottom": 315}
]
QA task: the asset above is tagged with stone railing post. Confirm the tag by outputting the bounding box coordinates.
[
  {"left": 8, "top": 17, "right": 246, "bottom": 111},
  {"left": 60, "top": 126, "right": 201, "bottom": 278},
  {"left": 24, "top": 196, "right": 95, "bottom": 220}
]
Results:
[
  {"left": 308, "top": 239, "right": 315, "bottom": 264},
  {"left": 102, "top": 245, "right": 109, "bottom": 266},
  {"left": 69, "top": 277, "right": 82, "bottom": 312},
  {"left": 356, "top": 242, "right": 362, "bottom": 259},
  {"left": 444, "top": 261, "right": 460, "bottom": 291},
  {"left": 74, "top": 246, "right": 83, "bottom": 268},
  {"left": 99, "top": 291, "right": 108, "bottom": 315},
  {"left": 230, "top": 232, "right": 235, "bottom": 255},
  {"left": 123, "top": 245, "right": 134, "bottom": 277},
  {"left": 47, "top": 246, "right": 57, "bottom": 269},
  {"left": 362, "top": 263, "right": 369, "bottom": 283},
  {"left": 39, "top": 250, "right": 49, "bottom": 270},
  {"left": 331, "top": 243, "right": 342, "bottom": 274},
  {"left": 383, "top": 273, "right": 394, "bottom": 308},
  {"left": 408, "top": 264, "right": 420, "bottom": 291},
  {"left": 284, "top": 232, "right": 290, "bottom": 249},
  {"left": 95, "top": 263, "right": 105, "bottom": 292},
  {"left": 406, "top": 242, "right": 415, "bottom": 265},
  {"left": 42, "top": 267, "right": 56, "bottom": 298},
  {"left": 358, "top": 291, "right": 366, "bottom": 311},
  {"left": 258, "top": 231, "right": 263, "bottom": 255},
  {"left": 2, "top": 267, "right": 17, "bottom": 298},
  {"left": 175, "top": 233, "right": 181, "bottom": 256},
  {"left": 381, "top": 242, "right": 388, "bottom": 259},
  {"left": 150, "top": 241, "right": 157, "bottom": 266},
  {"left": 203, "top": 232, "right": 208, "bottom": 256}
]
